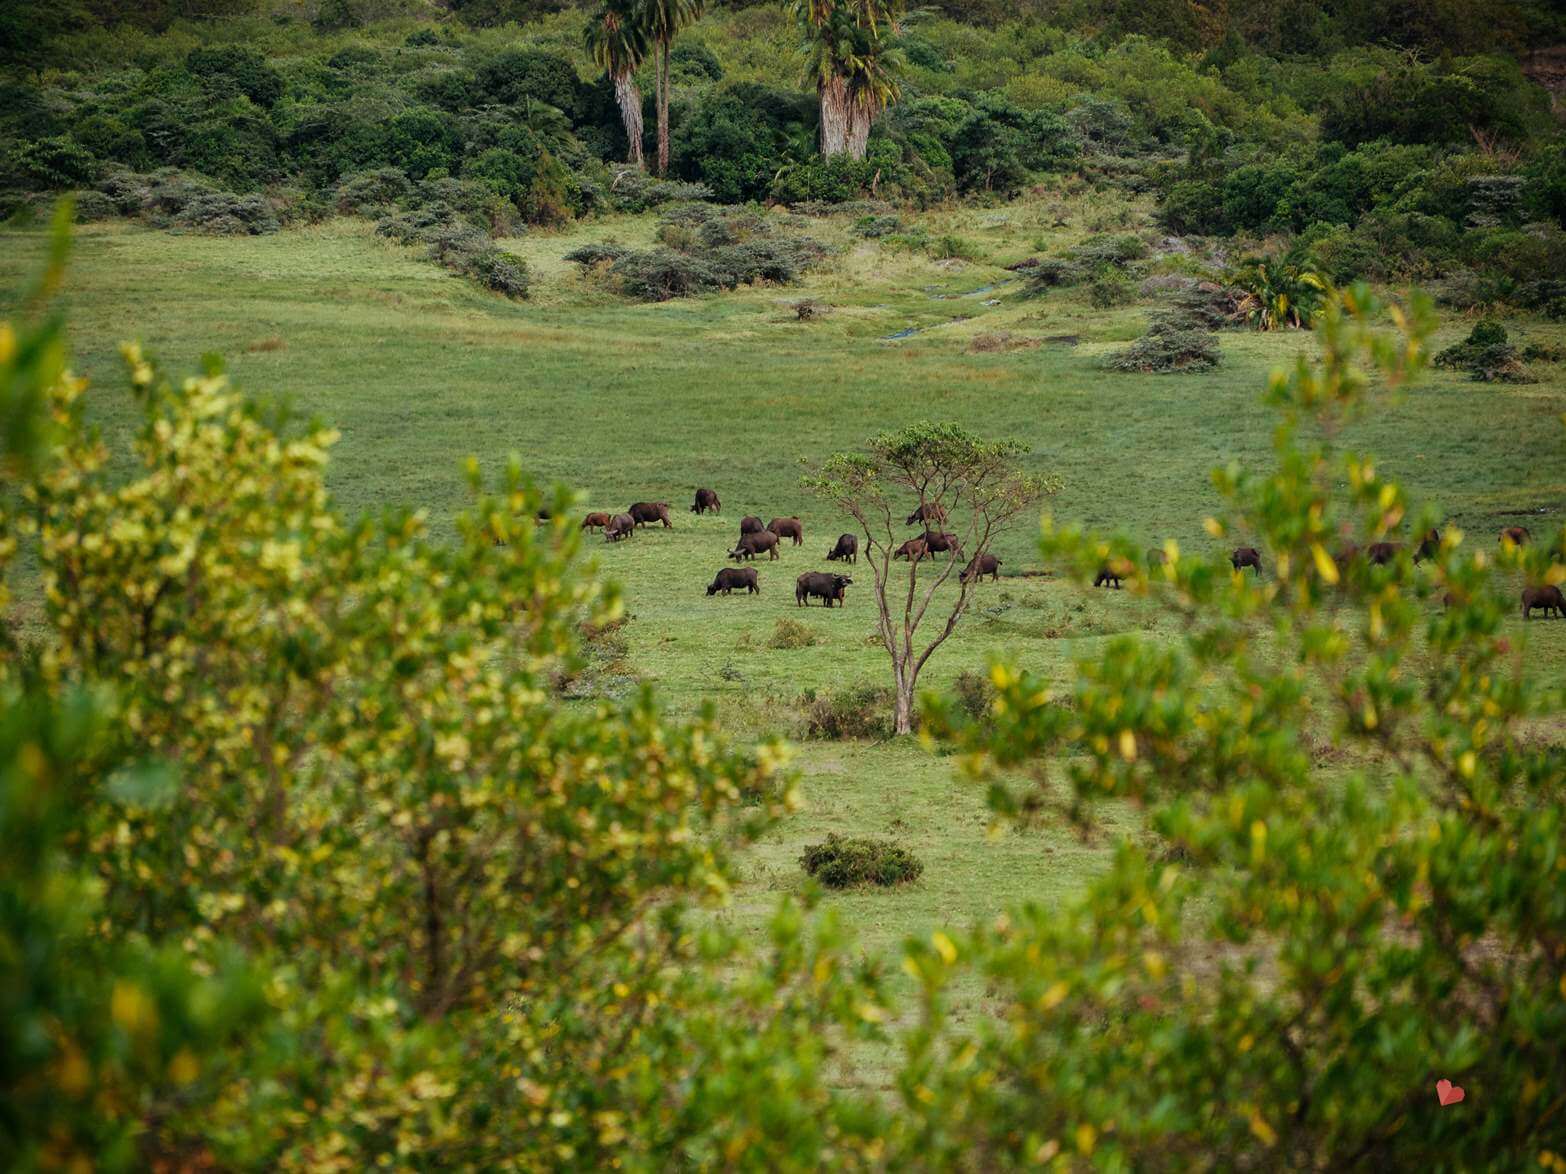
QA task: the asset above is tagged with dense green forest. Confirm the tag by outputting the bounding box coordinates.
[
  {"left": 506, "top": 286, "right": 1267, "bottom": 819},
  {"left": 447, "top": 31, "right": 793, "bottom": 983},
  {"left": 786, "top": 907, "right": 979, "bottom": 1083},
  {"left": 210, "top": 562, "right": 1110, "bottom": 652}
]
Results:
[{"left": 4, "top": 0, "right": 1566, "bottom": 307}]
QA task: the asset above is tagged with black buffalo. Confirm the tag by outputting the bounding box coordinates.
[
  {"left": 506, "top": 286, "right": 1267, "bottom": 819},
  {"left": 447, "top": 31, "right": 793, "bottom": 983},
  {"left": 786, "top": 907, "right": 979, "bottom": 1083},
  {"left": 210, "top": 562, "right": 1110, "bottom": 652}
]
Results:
[
  {"left": 960, "top": 552, "right": 1001, "bottom": 583},
  {"left": 692, "top": 488, "right": 721, "bottom": 515},
  {"left": 629, "top": 501, "right": 671, "bottom": 528},
  {"left": 1522, "top": 584, "right": 1565, "bottom": 619},
  {"left": 1414, "top": 527, "right": 1441, "bottom": 563},
  {"left": 826, "top": 533, "right": 858, "bottom": 563},
  {"left": 796, "top": 571, "right": 852, "bottom": 607},
  {"left": 1094, "top": 565, "right": 1125, "bottom": 589},
  {"left": 707, "top": 567, "right": 759, "bottom": 596},
  {"left": 1501, "top": 525, "right": 1531, "bottom": 547},
  {"left": 730, "top": 530, "right": 780, "bottom": 561},
  {"left": 1230, "top": 547, "right": 1262, "bottom": 575},
  {"left": 738, "top": 515, "right": 765, "bottom": 538},
  {"left": 604, "top": 513, "right": 635, "bottom": 542},
  {"left": 922, "top": 530, "right": 963, "bottom": 557}
]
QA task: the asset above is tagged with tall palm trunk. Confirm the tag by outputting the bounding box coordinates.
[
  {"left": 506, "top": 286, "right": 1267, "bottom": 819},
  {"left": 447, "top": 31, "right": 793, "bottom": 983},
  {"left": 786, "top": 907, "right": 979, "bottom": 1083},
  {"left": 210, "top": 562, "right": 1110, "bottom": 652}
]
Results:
[
  {"left": 615, "top": 71, "right": 644, "bottom": 167},
  {"left": 656, "top": 43, "right": 671, "bottom": 176},
  {"left": 845, "top": 95, "right": 873, "bottom": 160},
  {"left": 819, "top": 72, "right": 851, "bottom": 156}
]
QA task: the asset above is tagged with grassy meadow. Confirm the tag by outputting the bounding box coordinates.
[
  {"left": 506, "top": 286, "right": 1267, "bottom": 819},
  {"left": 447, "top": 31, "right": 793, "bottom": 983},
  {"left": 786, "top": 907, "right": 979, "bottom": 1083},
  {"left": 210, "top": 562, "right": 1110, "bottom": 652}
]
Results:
[{"left": 4, "top": 195, "right": 1565, "bottom": 1087}]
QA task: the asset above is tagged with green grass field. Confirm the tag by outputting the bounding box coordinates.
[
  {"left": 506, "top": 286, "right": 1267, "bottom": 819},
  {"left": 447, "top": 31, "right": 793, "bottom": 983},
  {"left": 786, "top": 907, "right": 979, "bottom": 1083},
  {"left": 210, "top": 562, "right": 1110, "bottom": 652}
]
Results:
[{"left": 4, "top": 196, "right": 1565, "bottom": 1085}]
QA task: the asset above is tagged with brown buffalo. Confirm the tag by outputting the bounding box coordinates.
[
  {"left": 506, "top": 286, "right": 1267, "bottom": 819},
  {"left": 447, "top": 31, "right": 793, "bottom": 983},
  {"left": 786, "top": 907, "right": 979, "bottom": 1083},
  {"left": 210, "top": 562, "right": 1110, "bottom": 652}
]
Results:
[
  {"left": 960, "top": 552, "right": 1001, "bottom": 583},
  {"left": 691, "top": 487, "right": 721, "bottom": 514},
  {"left": 906, "top": 502, "right": 948, "bottom": 526},
  {"left": 1366, "top": 541, "right": 1401, "bottom": 566},
  {"left": 768, "top": 517, "right": 804, "bottom": 546},
  {"left": 604, "top": 513, "right": 635, "bottom": 542},
  {"left": 581, "top": 512, "right": 612, "bottom": 531},
  {"left": 826, "top": 533, "right": 858, "bottom": 563},
  {"left": 797, "top": 571, "right": 851, "bottom": 607},
  {"left": 894, "top": 537, "right": 929, "bottom": 562},
  {"left": 730, "top": 530, "right": 780, "bottom": 561},
  {"left": 739, "top": 515, "right": 765, "bottom": 538},
  {"left": 1414, "top": 527, "right": 1442, "bottom": 563},
  {"left": 1094, "top": 565, "right": 1125, "bottom": 589},
  {"left": 1522, "top": 584, "right": 1566, "bottom": 619},
  {"left": 1501, "top": 526, "right": 1531, "bottom": 547},
  {"left": 1230, "top": 547, "right": 1262, "bottom": 575},
  {"left": 708, "top": 567, "right": 759, "bottom": 596},
  {"left": 629, "top": 501, "right": 671, "bottom": 529}
]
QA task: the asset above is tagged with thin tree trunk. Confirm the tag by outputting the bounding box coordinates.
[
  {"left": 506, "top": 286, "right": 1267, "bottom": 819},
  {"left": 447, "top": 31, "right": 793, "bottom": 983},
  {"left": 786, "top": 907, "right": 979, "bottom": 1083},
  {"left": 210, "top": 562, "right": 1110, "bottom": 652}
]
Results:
[
  {"left": 656, "top": 44, "right": 671, "bottom": 176},
  {"left": 615, "top": 72, "right": 644, "bottom": 168},
  {"left": 894, "top": 676, "right": 914, "bottom": 735},
  {"left": 819, "top": 73, "right": 850, "bottom": 156}
]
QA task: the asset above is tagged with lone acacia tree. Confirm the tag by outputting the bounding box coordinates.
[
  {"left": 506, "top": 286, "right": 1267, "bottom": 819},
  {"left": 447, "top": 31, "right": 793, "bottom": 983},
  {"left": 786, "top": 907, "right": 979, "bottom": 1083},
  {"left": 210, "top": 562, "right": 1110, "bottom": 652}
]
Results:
[{"left": 804, "top": 421, "right": 1054, "bottom": 735}]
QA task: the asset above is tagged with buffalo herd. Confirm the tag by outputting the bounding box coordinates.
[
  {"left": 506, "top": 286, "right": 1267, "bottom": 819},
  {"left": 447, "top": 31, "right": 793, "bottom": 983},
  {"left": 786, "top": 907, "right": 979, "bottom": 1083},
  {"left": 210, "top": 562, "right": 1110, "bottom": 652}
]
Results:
[
  {"left": 580, "top": 493, "right": 1561, "bottom": 624},
  {"left": 579, "top": 491, "right": 1004, "bottom": 614},
  {"left": 1091, "top": 524, "right": 1564, "bottom": 621}
]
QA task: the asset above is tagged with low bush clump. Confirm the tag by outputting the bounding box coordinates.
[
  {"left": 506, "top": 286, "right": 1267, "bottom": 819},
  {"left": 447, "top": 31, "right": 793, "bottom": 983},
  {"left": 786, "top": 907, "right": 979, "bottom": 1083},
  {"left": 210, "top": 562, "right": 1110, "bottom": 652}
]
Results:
[
  {"left": 605, "top": 205, "right": 824, "bottom": 301},
  {"left": 768, "top": 617, "right": 820, "bottom": 650},
  {"left": 563, "top": 241, "right": 630, "bottom": 267},
  {"left": 952, "top": 669, "right": 997, "bottom": 722},
  {"left": 1434, "top": 318, "right": 1527, "bottom": 382},
  {"left": 800, "top": 683, "right": 896, "bottom": 739},
  {"left": 377, "top": 207, "right": 529, "bottom": 298},
  {"left": 1106, "top": 321, "right": 1221, "bottom": 373},
  {"left": 800, "top": 834, "right": 924, "bottom": 888}
]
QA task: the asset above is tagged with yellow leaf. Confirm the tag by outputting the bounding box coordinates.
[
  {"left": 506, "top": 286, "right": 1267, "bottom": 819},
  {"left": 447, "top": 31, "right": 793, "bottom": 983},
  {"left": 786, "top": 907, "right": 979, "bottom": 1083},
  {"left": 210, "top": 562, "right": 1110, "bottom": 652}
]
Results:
[
  {"left": 1311, "top": 543, "right": 1339, "bottom": 585},
  {"left": 931, "top": 932, "right": 958, "bottom": 964},
  {"left": 1040, "top": 981, "right": 1069, "bottom": 1010},
  {"left": 1118, "top": 729, "right": 1137, "bottom": 761},
  {"left": 1075, "top": 1123, "right": 1097, "bottom": 1155},
  {"left": 1249, "top": 1112, "right": 1277, "bottom": 1147}
]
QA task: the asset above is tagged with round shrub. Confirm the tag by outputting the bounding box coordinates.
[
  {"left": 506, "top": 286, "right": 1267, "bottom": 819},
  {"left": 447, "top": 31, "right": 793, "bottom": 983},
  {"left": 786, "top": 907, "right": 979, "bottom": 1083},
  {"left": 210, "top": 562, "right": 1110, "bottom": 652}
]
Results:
[
  {"left": 1107, "top": 323, "right": 1221, "bottom": 373},
  {"left": 800, "top": 684, "right": 896, "bottom": 740},
  {"left": 7, "top": 136, "right": 99, "bottom": 189},
  {"left": 800, "top": 834, "right": 924, "bottom": 889}
]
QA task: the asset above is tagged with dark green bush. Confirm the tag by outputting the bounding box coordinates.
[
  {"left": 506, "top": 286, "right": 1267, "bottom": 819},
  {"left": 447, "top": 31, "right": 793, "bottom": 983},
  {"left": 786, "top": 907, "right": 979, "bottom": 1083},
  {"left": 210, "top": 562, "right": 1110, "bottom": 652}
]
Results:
[
  {"left": 564, "top": 241, "right": 629, "bottom": 267},
  {"left": 7, "top": 136, "right": 99, "bottom": 189},
  {"left": 670, "top": 42, "right": 723, "bottom": 83},
  {"left": 800, "top": 684, "right": 897, "bottom": 740},
  {"left": 474, "top": 49, "right": 582, "bottom": 117},
  {"left": 952, "top": 670, "right": 996, "bottom": 723},
  {"left": 1434, "top": 318, "right": 1526, "bottom": 382},
  {"left": 186, "top": 47, "right": 284, "bottom": 109},
  {"left": 799, "top": 834, "right": 924, "bottom": 888},
  {"left": 333, "top": 168, "right": 413, "bottom": 215},
  {"left": 1107, "top": 323, "right": 1221, "bottom": 372},
  {"left": 610, "top": 248, "right": 726, "bottom": 300}
]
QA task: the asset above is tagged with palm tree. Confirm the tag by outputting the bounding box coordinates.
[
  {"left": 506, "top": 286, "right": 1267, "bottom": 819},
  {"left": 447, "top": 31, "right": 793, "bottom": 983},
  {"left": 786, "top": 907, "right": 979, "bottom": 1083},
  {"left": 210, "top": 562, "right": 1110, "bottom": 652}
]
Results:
[
  {"left": 585, "top": 0, "right": 649, "bottom": 169},
  {"left": 1229, "top": 243, "right": 1327, "bottom": 331},
  {"left": 638, "top": 0, "right": 703, "bottom": 176},
  {"left": 795, "top": 0, "right": 902, "bottom": 159}
]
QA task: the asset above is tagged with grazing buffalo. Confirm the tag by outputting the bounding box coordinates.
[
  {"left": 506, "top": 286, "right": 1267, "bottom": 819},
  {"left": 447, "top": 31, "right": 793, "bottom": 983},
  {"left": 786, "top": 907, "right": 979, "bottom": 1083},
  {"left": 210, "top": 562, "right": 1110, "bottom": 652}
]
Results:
[
  {"left": 581, "top": 512, "right": 612, "bottom": 531},
  {"left": 960, "top": 552, "right": 1001, "bottom": 583},
  {"left": 797, "top": 571, "right": 852, "bottom": 607},
  {"left": 604, "top": 513, "right": 635, "bottom": 542},
  {"left": 922, "top": 530, "right": 964, "bottom": 557},
  {"left": 739, "top": 515, "right": 765, "bottom": 538},
  {"left": 1094, "top": 565, "right": 1125, "bottom": 589},
  {"left": 894, "top": 537, "right": 929, "bottom": 562},
  {"left": 730, "top": 530, "right": 780, "bottom": 561},
  {"left": 1230, "top": 547, "right": 1263, "bottom": 575},
  {"left": 691, "top": 487, "right": 721, "bottom": 514},
  {"left": 629, "top": 501, "right": 671, "bottom": 529},
  {"left": 1414, "top": 527, "right": 1441, "bottom": 563},
  {"left": 769, "top": 517, "right": 804, "bottom": 546},
  {"left": 1366, "top": 541, "right": 1401, "bottom": 566},
  {"left": 707, "top": 566, "right": 759, "bottom": 596},
  {"left": 1145, "top": 548, "right": 1167, "bottom": 569},
  {"left": 826, "top": 533, "right": 858, "bottom": 563},
  {"left": 535, "top": 509, "right": 552, "bottom": 521},
  {"left": 1522, "top": 584, "right": 1566, "bottom": 619},
  {"left": 906, "top": 502, "right": 948, "bottom": 526},
  {"left": 1501, "top": 526, "right": 1531, "bottom": 546}
]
